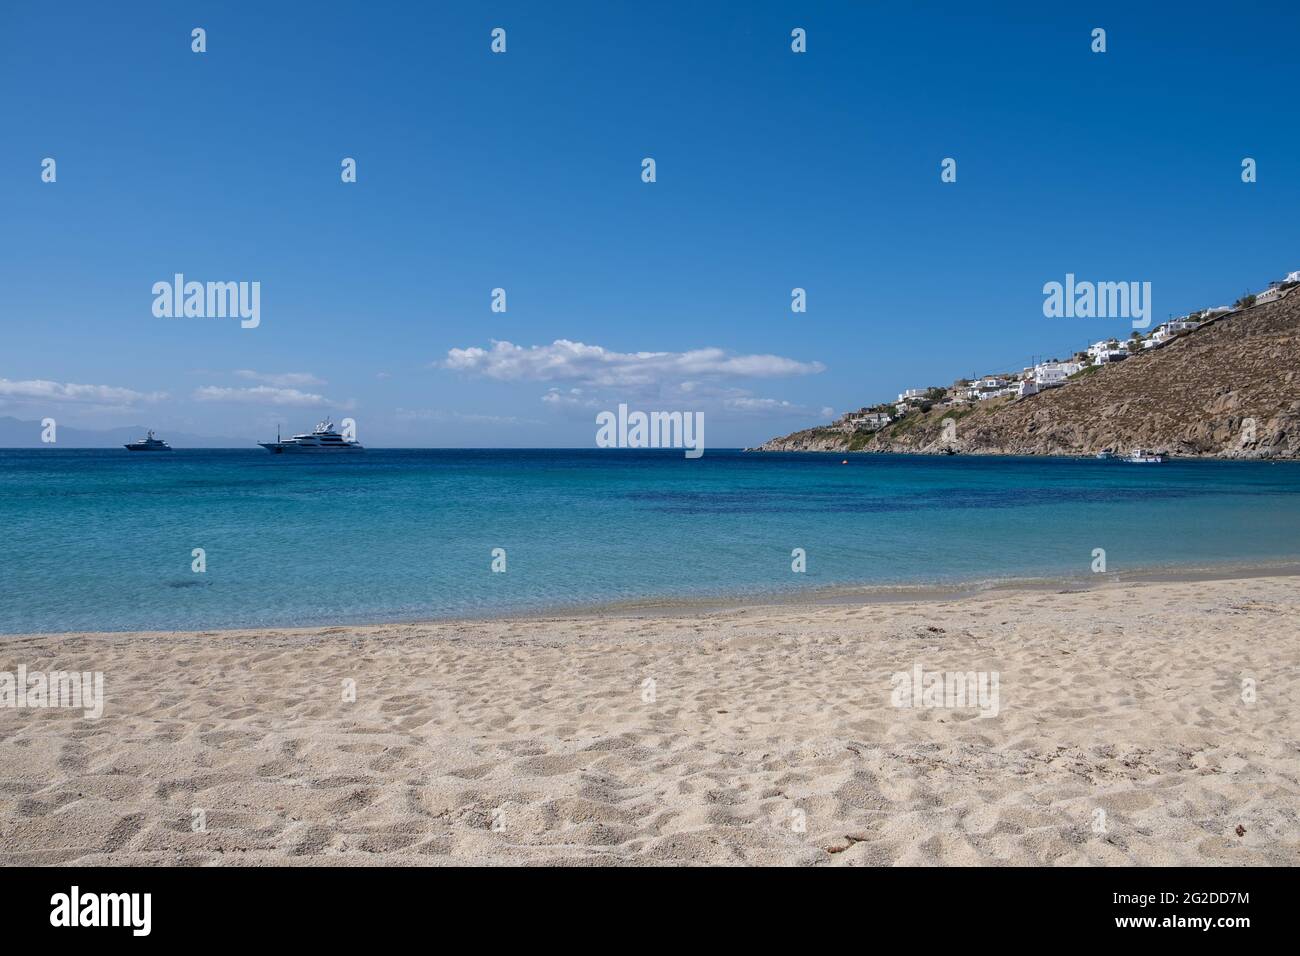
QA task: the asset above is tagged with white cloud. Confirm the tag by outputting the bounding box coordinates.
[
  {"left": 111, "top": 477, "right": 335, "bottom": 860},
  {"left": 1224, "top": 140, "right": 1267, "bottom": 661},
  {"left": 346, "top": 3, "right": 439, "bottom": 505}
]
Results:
[
  {"left": 193, "top": 385, "right": 343, "bottom": 408},
  {"left": 443, "top": 339, "right": 825, "bottom": 387},
  {"left": 0, "top": 377, "right": 166, "bottom": 405},
  {"left": 725, "top": 397, "right": 795, "bottom": 412},
  {"left": 541, "top": 387, "right": 600, "bottom": 409},
  {"left": 233, "top": 369, "right": 326, "bottom": 387},
  {"left": 723, "top": 396, "right": 824, "bottom": 416}
]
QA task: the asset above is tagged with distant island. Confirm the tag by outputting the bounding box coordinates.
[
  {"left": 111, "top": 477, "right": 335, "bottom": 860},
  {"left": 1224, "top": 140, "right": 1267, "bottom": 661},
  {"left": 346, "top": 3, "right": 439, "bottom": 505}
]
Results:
[
  {"left": 0, "top": 417, "right": 245, "bottom": 449},
  {"left": 752, "top": 272, "right": 1300, "bottom": 459}
]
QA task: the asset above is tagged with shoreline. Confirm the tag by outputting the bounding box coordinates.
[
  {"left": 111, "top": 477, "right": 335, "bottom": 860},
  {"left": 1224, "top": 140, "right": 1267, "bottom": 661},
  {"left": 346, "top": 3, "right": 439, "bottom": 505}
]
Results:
[
  {"left": 9, "top": 558, "right": 1300, "bottom": 640},
  {"left": 3, "top": 572, "right": 1296, "bottom": 864},
  {"left": 746, "top": 446, "right": 1300, "bottom": 461}
]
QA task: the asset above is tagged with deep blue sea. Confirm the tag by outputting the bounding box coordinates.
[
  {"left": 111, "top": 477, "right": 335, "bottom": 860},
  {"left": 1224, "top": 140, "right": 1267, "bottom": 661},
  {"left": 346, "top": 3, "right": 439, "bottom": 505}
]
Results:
[{"left": 3, "top": 448, "right": 1300, "bottom": 633}]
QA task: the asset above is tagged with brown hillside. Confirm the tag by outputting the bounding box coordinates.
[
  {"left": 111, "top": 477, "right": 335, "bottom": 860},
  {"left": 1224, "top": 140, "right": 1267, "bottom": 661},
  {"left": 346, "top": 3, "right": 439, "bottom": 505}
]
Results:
[{"left": 756, "top": 290, "right": 1300, "bottom": 458}]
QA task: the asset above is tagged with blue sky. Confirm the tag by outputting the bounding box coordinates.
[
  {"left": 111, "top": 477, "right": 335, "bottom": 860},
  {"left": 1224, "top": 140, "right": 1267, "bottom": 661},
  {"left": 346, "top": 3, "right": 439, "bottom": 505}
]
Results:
[{"left": 1, "top": 0, "right": 1296, "bottom": 446}]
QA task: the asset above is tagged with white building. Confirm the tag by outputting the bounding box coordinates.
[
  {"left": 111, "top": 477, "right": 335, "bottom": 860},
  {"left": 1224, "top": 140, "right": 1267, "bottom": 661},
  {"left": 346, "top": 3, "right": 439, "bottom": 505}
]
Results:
[
  {"left": 959, "top": 376, "right": 1010, "bottom": 401},
  {"left": 1145, "top": 317, "right": 1198, "bottom": 346},
  {"left": 897, "top": 388, "right": 928, "bottom": 403},
  {"left": 1032, "top": 360, "right": 1083, "bottom": 388},
  {"left": 1087, "top": 340, "right": 1129, "bottom": 364},
  {"left": 1256, "top": 283, "right": 1285, "bottom": 305},
  {"left": 963, "top": 377, "right": 1003, "bottom": 397},
  {"left": 1087, "top": 339, "right": 1116, "bottom": 359},
  {"left": 842, "top": 412, "right": 891, "bottom": 431},
  {"left": 1285, "top": 270, "right": 1300, "bottom": 285}
]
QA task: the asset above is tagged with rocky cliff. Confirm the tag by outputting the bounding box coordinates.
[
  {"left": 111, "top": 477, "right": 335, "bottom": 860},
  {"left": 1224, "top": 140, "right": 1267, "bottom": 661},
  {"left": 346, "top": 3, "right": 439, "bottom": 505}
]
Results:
[{"left": 754, "top": 290, "right": 1300, "bottom": 459}]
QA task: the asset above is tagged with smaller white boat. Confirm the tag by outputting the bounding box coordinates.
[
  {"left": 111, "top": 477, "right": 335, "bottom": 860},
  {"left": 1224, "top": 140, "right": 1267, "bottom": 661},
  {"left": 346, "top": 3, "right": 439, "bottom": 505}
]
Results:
[
  {"left": 1095, "top": 450, "right": 1116, "bottom": 460},
  {"left": 1123, "top": 448, "right": 1164, "bottom": 463}
]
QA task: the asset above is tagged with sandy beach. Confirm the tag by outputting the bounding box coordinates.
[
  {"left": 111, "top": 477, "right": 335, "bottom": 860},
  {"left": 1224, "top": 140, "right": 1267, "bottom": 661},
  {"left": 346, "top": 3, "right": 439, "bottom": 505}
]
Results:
[{"left": 1, "top": 574, "right": 1297, "bottom": 866}]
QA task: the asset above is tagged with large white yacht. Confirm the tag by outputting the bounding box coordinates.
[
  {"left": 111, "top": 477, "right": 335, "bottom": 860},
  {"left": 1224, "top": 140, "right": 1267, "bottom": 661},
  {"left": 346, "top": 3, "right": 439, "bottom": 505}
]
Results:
[
  {"left": 124, "top": 430, "right": 172, "bottom": 451},
  {"left": 259, "top": 419, "right": 363, "bottom": 454}
]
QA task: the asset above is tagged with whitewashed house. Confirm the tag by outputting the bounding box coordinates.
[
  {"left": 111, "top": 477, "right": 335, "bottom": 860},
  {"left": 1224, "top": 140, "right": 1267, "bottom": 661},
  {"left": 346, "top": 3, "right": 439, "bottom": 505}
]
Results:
[
  {"left": 1285, "top": 270, "right": 1300, "bottom": 285},
  {"left": 1144, "top": 317, "right": 1201, "bottom": 347},
  {"left": 1086, "top": 339, "right": 1113, "bottom": 360},
  {"left": 1087, "top": 340, "right": 1128, "bottom": 364},
  {"left": 1256, "top": 283, "right": 1285, "bottom": 305},
  {"left": 970, "top": 376, "right": 1017, "bottom": 400},
  {"left": 1032, "top": 361, "right": 1081, "bottom": 388},
  {"left": 896, "top": 388, "right": 928, "bottom": 403}
]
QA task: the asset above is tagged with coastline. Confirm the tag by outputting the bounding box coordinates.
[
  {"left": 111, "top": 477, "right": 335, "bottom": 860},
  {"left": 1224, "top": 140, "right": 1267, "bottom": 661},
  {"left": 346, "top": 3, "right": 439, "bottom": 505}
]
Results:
[
  {"left": 10, "top": 557, "right": 1300, "bottom": 639},
  {"left": 2, "top": 573, "right": 1297, "bottom": 865},
  {"left": 746, "top": 446, "right": 1300, "bottom": 461},
  {"left": 521, "top": 558, "right": 1300, "bottom": 623}
]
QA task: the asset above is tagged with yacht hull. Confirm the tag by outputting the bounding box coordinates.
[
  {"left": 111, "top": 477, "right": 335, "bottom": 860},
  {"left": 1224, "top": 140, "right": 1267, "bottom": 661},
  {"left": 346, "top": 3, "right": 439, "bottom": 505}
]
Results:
[{"left": 258, "top": 443, "right": 364, "bottom": 453}]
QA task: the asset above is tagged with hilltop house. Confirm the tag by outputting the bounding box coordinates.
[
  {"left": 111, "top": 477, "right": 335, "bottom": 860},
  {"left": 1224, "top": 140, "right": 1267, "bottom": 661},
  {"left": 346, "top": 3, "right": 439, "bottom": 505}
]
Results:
[
  {"left": 961, "top": 376, "right": 1017, "bottom": 401},
  {"left": 864, "top": 412, "right": 892, "bottom": 428},
  {"left": 1256, "top": 282, "right": 1286, "bottom": 305},
  {"left": 839, "top": 411, "right": 892, "bottom": 431},
  {"left": 1149, "top": 316, "right": 1203, "bottom": 346},
  {"left": 1087, "top": 340, "right": 1128, "bottom": 365},
  {"left": 1032, "top": 360, "right": 1082, "bottom": 388},
  {"left": 896, "top": 388, "right": 928, "bottom": 403}
]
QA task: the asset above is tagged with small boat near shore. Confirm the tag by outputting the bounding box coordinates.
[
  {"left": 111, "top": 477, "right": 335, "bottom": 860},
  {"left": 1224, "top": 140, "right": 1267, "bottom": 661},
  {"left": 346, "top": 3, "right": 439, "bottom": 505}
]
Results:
[
  {"left": 1123, "top": 448, "right": 1165, "bottom": 463},
  {"left": 1095, "top": 450, "right": 1116, "bottom": 460},
  {"left": 124, "top": 430, "right": 171, "bottom": 451}
]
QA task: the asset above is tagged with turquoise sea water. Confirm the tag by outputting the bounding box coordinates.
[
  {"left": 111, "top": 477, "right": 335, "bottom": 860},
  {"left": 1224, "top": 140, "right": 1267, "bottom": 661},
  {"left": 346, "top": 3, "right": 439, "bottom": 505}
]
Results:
[{"left": 3, "top": 448, "right": 1300, "bottom": 633}]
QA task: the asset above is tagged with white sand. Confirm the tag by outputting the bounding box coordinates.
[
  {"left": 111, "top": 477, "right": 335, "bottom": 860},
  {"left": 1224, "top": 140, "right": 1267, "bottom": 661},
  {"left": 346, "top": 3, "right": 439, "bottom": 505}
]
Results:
[{"left": 1, "top": 575, "right": 1297, "bottom": 865}]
